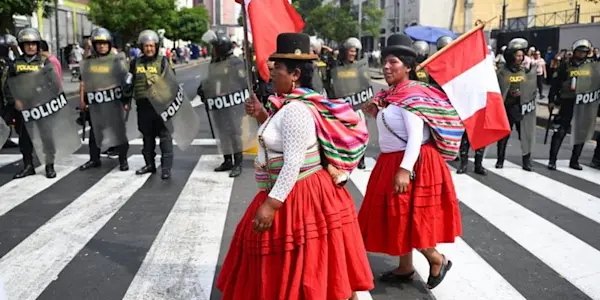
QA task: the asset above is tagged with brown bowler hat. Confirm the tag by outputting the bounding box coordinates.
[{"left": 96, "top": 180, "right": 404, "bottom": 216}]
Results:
[{"left": 269, "top": 33, "right": 318, "bottom": 60}]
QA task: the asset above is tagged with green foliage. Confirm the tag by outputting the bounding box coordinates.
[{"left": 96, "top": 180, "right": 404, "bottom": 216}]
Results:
[
  {"left": 0, "top": 0, "right": 53, "bottom": 33},
  {"left": 360, "top": 0, "right": 384, "bottom": 43},
  {"left": 88, "top": 0, "right": 175, "bottom": 44},
  {"left": 166, "top": 6, "right": 210, "bottom": 43},
  {"left": 291, "top": 0, "right": 320, "bottom": 34},
  {"left": 307, "top": 3, "right": 357, "bottom": 43}
]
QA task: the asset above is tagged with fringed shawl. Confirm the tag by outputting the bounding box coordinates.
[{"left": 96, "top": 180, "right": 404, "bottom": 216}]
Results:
[{"left": 267, "top": 88, "right": 369, "bottom": 172}]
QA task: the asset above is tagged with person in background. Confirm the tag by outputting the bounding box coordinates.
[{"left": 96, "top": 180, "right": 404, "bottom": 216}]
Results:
[
  {"left": 495, "top": 45, "right": 506, "bottom": 70},
  {"left": 533, "top": 50, "right": 546, "bottom": 98},
  {"left": 71, "top": 43, "right": 84, "bottom": 64},
  {"left": 522, "top": 46, "right": 535, "bottom": 70},
  {"left": 593, "top": 48, "right": 600, "bottom": 61},
  {"left": 39, "top": 40, "right": 62, "bottom": 80}
]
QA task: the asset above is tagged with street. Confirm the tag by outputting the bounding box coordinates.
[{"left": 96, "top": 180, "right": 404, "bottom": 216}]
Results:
[{"left": 1, "top": 64, "right": 600, "bottom": 300}]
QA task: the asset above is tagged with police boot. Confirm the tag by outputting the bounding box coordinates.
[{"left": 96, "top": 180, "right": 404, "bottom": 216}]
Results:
[
  {"left": 569, "top": 143, "right": 584, "bottom": 171},
  {"left": 14, "top": 156, "right": 35, "bottom": 179},
  {"left": 3, "top": 139, "right": 18, "bottom": 148},
  {"left": 215, "top": 155, "right": 234, "bottom": 172},
  {"left": 495, "top": 138, "right": 508, "bottom": 169},
  {"left": 79, "top": 160, "right": 101, "bottom": 171},
  {"left": 357, "top": 156, "right": 366, "bottom": 170},
  {"left": 229, "top": 152, "right": 243, "bottom": 178},
  {"left": 119, "top": 156, "right": 129, "bottom": 172},
  {"left": 591, "top": 143, "right": 600, "bottom": 169},
  {"left": 161, "top": 154, "right": 173, "bottom": 180},
  {"left": 45, "top": 164, "right": 57, "bottom": 179},
  {"left": 522, "top": 154, "right": 533, "bottom": 172},
  {"left": 547, "top": 129, "right": 567, "bottom": 170},
  {"left": 136, "top": 155, "right": 156, "bottom": 175},
  {"left": 474, "top": 149, "right": 487, "bottom": 175},
  {"left": 456, "top": 139, "right": 469, "bottom": 174}
]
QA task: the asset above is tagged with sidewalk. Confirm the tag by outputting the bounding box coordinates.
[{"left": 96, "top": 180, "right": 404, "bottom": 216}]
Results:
[{"left": 62, "top": 57, "right": 209, "bottom": 97}]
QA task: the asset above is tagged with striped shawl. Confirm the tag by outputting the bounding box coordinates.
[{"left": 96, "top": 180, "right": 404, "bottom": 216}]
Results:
[
  {"left": 375, "top": 80, "right": 464, "bottom": 160},
  {"left": 267, "top": 88, "right": 369, "bottom": 172}
]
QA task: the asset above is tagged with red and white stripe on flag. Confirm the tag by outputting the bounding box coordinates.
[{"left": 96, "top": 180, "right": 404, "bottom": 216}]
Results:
[{"left": 424, "top": 28, "right": 510, "bottom": 150}]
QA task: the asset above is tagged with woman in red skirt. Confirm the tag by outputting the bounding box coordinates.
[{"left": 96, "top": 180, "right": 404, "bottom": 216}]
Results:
[
  {"left": 216, "top": 33, "right": 374, "bottom": 300},
  {"left": 359, "top": 33, "right": 463, "bottom": 289}
]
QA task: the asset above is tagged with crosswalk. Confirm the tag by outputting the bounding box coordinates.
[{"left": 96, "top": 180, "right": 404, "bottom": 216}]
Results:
[{"left": 0, "top": 151, "right": 600, "bottom": 300}]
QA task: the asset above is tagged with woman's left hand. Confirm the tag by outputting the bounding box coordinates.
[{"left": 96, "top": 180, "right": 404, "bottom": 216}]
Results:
[
  {"left": 393, "top": 168, "right": 411, "bottom": 194},
  {"left": 253, "top": 197, "right": 282, "bottom": 233}
]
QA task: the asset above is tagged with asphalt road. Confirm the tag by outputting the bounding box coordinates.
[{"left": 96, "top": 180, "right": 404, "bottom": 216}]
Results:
[{"left": 0, "top": 65, "right": 599, "bottom": 300}]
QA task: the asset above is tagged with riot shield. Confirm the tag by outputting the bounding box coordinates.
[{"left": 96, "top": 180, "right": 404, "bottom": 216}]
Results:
[
  {"left": 81, "top": 53, "right": 138, "bottom": 151},
  {"left": 6, "top": 65, "right": 81, "bottom": 164},
  {"left": 330, "top": 58, "right": 374, "bottom": 110},
  {"left": 572, "top": 61, "right": 600, "bottom": 144},
  {"left": 312, "top": 63, "right": 324, "bottom": 94},
  {"left": 202, "top": 57, "right": 258, "bottom": 155},
  {"left": 0, "top": 119, "right": 9, "bottom": 149},
  {"left": 147, "top": 67, "right": 201, "bottom": 151},
  {"left": 519, "top": 69, "right": 538, "bottom": 155}
]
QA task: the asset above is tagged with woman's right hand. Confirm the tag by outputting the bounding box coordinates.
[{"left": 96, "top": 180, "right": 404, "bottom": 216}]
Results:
[
  {"left": 245, "top": 93, "right": 263, "bottom": 117},
  {"left": 363, "top": 101, "right": 379, "bottom": 118}
]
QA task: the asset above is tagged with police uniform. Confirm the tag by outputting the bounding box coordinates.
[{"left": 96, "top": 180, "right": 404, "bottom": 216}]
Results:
[
  {"left": 413, "top": 40, "right": 431, "bottom": 84},
  {"left": 130, "top": 30, "right": 174, "bottom": 180},
  {"left": 2, "top": 28, "right": 56, "bottom": 179},
  {"left": 547, "top": 39, "right": 595, "bottom": 171},
  {"left": 196, "top": 31, "right": 244, "bottom": 178},
  {"left": 79, "top": 28, "right": 130, "bottom": 172},
  {"left": 592, "top": 132, "right": 600, "bottom": 169}
]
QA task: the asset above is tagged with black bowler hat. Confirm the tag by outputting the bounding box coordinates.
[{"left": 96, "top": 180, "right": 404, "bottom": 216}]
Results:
[
  {"left": 270, "top": 33, "right": 318, "bottom": 60},
  {"left": 382, "top": 34, "right": 417, "bottom": 58}
]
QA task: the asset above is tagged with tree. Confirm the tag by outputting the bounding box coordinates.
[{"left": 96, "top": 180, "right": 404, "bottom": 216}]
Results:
[
  {"left": 0, "top": 0, "right": 53, "bottom": 33},
  {"left": 359, "top": 0, "right": 384, "bottom": 48},
  {"left": 166, "top": 6, "right": 210, "bottom": 43},
  {"left": 307, "top": 3, "right": 357, "bottom": 43},
  {"left": 292, "top": 0, "right": 321, "bottom": 34},
  {"left": 88, "top": 0, "right": 176, "bottom": 44}
]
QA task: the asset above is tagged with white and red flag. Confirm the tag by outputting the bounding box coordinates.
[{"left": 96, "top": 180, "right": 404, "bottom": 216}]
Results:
[
  {"left": 424, "top": 28, "right": 510, "bottom": 150},
  {"left": 236, "top": 0, "right": 305, "bottom": 82}
]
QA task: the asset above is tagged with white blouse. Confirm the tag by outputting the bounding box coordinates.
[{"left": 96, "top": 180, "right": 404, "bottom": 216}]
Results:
[
  {"left": 257, "top": 101, "right": 319, "bottom": 202},
  {"left": 376, "top": 104, "right": 430, "bottom": 172}
]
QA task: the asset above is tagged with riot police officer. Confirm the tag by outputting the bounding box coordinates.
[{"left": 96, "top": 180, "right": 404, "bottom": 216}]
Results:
[
  {"left": 129, "top": 29, "right": 174, "bottom": 180},
  {"left": 2, "top": 28, "right": 56, "bottom": 179},
  {"left": 309, "top": 36, "right": 327, "bottom": 95},
  {"left": 592, "top": 132, "right": 600, "bottom": 169},
  {"left": 547, "top": 39, "right": 595, "bottom": 171},
  {"left": 78, "top": 28, "right": 130, "bottom": 172},
  {"left": 197, "top": 31, "right": 245, "bottom": 178},
  {"left": 413, "top": 40, "right": 430, "bottom": 83}
]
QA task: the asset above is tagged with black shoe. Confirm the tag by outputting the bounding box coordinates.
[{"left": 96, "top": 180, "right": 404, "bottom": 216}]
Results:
[
  {"left": 229, "top": 165, "right": 242, "bottom": 178},
  {"left": 474, "top": 164, "right": 487, "bottom": 175},
  {"left": 473, "top": 149, "right": 487, "bottom": 176},
  {"left": 79, "top": 160, "right": 101, "bottom": 171},
  {"left": 14, "top": 165, "right": 35, "bottom": 179},
  {"left": 357, "top": 158, "right": 366, "bottom": 170},
  {"left": 569, "top": 144, "right": 584, "bottom": 171},
  {"left": 3, "top": 139, "right": 18, "bottom": 148},
  {"left": 136, "top": 165, "right": 156, "bottom": 175},
  {"left": 214, "top": 161, "right": 233, "bottom": 172},
  {"left": 161, "top": 169, "right": 171, "bottom": 180},
  {"left": 46, "top": 164, "right": 57, "bottom": 179},
  {"left": 456, "top": 161, "right": 468, "bottom": 174},
  {"left": 522, "top": 154, "right": 533, "bottom": 172},
  {"left": 495, "top": 139, "right": 508, "bottom": 169},
  {"left": 119, "top": 161, "right": 129, "bottom": 171},
  {"left": 591, "top": 159, "right": 600, "bottom": 170}
]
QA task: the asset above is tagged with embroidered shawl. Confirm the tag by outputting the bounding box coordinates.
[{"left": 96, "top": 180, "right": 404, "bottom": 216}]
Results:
[{"left": 267, "top": 88, "right": 369, "bottom": 172}]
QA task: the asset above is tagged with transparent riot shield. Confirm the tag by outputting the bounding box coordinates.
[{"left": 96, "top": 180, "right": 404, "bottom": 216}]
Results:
[
  {"left": 330, "top": 58, "right": 374, "bottom": 110},
  {"left": 147, "top": 67, "right": 201, "bottom": 151},
  {"left": 312, "top": 64, "right": 324, "bottom": 94},
  {"left": 81, "top": 53, "right": 138, "bottom": 150},
  {"left": 7, "top": 65, "right": 81, "bottom": 164},
  {"left": 519, "top": 70, "right": 538, "bottom": 155},
  {"left": 202, "top": 57, "right": 258, "bottom": 155},
  {"left": 0, "top": 119, "right": 9, "bottom": 149},
  {"left": 572, "top": 62, "right": 600, "bottom": 145}
]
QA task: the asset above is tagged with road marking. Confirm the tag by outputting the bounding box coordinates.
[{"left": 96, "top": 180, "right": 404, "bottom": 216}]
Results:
[
  {"left": 484, "top": 159, "right": 600, "bottom": 225},
  {"left": 0, "top": 156, "right": 157, "bottom": 300},
  {"left": 349, "top": 168, "right": 525, "bottom": 300},
  {"left": 534, "top": 159, "right": 600, "bottom": 185},
  {"left": 194, "top": 74, "right": 201, "bottom": 79},
  {"left": 191, "top": 95, "right": 204, "bottom": 107},
  {"left": 123, "top": 155, "right": 234, "bottom": 300},
  {"left": 0, "top": 154, "right": 21, "bottom": 168},
  {"left": 450, "top": 165, "right": 600, "bottom": 299},
  {"left": 0, "top": 155, "right": 88, "bottom": 217}
]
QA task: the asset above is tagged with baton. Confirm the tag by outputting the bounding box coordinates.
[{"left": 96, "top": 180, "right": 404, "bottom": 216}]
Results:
[
  {"left": 81, "top": 109, "right": 87, "bottom": 142},
  {"left": 543, "top": 106, "right": 554, "bottom": 144}
]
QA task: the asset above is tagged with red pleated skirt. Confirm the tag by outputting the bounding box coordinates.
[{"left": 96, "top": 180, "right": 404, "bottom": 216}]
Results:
[
  {"left": 216, "top": 168, "right": 375, "bottom": 300},
  {"left": 358, "top": 143, "right": 462, "bottom": 256}
]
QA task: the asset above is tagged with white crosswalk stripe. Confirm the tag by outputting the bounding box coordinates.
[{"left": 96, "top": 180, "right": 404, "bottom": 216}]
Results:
[{"left": 0, "top": 153, "right": 600, "bottom": 300}]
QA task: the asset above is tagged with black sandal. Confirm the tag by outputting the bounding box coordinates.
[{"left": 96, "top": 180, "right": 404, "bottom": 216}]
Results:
[
  {"left": 426, "top": 255, "right": 452, "bottom": 289},
  {"left": 379, "top": 270, "right": 415, "bottom": 283}
]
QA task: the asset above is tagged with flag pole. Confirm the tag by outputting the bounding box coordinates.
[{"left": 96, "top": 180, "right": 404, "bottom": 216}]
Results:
[
  {"left": 416, "top": 16, "right": 498, "bottom": 71},
  {"left": 240, "top": 2, "right": 255, "bottom": 94}
]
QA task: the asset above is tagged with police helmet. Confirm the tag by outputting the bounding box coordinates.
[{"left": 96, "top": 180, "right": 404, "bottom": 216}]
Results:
[
  {"left": 206, "top": 30, "right": 232, "bottom": 57},
  {"left": 572, "top": 39, "right": 592, "bottom": 53},
  {"left": 137, "top": 29, "right": 160, "bottom": 46},
  {"left": 5, "top": 34, "right": 17, "bottom": 47},
  {"left": 413, "top": 40, "right": 430, "bottom": 57},
  {"left": 507, "top": 38, "right": 528, "bottom": 52},
  {"left": 343, "top": 37, "right": 362, "bottom": 51},
  {"left": 310, "top": 36, "right": 322, "bottom": 54},
  {"left": 17, "top": 28, "right": 41, "bottom": 44},
  {"left": 0, "top": 35, "right": 7, "bottom": 58},
  {"left": 90, "top": 27, "right": 113, "bottom": 44},
  {"left": 436, "top": 36, "right": 454, "bottom": 50}
]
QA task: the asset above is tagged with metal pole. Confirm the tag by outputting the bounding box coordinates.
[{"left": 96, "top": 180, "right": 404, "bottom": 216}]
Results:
[
  {"left": 501, "top": 0, "right": 507, "bottom": 29},
  {"left": 54, "top": 0, "right": 60, "bottom": 55},
  {"left": 358, "top": 0, "right": 363, "bottom": 39}
]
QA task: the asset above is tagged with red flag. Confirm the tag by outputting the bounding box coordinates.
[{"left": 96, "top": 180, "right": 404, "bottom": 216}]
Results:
[
  {"left": 423, "top": 28, "right": 510, "bottom": 150},
  {"left": 237, "top": 0, "right": 305, "bottom": 81}
]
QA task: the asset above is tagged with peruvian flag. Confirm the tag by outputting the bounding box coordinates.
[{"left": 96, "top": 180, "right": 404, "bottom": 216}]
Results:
[
  {"left": 423, "top": 28, "right": 510, "bottom": 150},
  {"left": 235, "top": 0, "right": 305, "bottom": 82}
]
